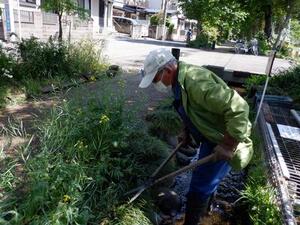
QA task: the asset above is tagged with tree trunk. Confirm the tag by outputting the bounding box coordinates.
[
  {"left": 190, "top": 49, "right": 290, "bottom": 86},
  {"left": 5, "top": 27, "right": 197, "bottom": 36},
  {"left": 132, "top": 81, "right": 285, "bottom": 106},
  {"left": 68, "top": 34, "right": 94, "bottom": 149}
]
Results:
[
  {"left": 58, "top": 14, "right": 63, "bottom": 42},
  {"left": 264, "top": 4, "right": 272, "bottom": 40}
]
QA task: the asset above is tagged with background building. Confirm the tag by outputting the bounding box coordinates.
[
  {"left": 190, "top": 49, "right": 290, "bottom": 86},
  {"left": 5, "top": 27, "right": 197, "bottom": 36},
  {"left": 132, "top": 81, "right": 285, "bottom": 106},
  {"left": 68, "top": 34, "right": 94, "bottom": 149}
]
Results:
[
  {"left": 0, "top": 0, "right": 114, "bottom": 41},
  {"left": 112, "top": 0, "right": 196, "bottom": 41}
]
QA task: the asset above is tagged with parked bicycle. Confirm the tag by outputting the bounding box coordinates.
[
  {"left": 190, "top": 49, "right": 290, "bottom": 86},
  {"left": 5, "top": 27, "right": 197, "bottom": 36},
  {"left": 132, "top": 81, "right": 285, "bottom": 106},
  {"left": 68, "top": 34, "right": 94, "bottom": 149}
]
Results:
[{"left": 234, "top": 38, "right": 258, "bottom": 55}]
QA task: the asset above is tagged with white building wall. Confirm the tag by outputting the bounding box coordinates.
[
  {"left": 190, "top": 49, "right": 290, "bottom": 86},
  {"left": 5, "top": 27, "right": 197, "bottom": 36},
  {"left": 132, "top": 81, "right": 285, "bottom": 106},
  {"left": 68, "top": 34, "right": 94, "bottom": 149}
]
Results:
[
  {"left": 1, "top": 0, "right": 113, "bottom": 41},
  {"left": 148, "top": 0, "right": 162, "bottom": 10}
]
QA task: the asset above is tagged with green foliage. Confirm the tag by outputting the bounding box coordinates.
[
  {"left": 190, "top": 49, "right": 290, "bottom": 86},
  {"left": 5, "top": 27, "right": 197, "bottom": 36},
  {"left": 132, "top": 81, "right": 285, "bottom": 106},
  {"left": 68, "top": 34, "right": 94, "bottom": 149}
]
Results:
[
  {"left": 241, "top": 182, "right": 282, "bottom": 225},
  {"left": 68, "top": 39, "right": 107, "bottom": 76},
  {"left": 0, "top": 47, "right": 15, "bottom": 80},
  {"left": 16, "top": 37, "right": 105, "bottom": 80},
  {"left": 168, "top": 23, "right": 175, "bottom": 34},
  {"left": 150, "top": 13, "right": 172, "bottom": 28},
  {"left": 146, "top": 99, "right": 181, "bottom": 137},
  {"left": 290, "top": 19, "right": 300, "bottom": 46},
  {"left": 16, "top": 37, "right": 73, "bottom": 80},
  {"left": 245, "top": 65, "right": 300, "bottom": 103},
  {"left": 41, "top": 0, "right": 87, "bottom": 18},
  {"left": 186, "top": 24, "right": 219, "bottom": 48},
  {"left": 150, "top": 13, "right": 163, "bottom": 26},
  {"left": 0, "top": 37, "right": 106, "bottom": 105},
  {"left": 238, "top": 132, "right": 282, "bottom": 225},
  {"left": 180, "top": 0, "right": 300, "bottom": 43},
  {"left": 0, "top": 95, "right": 174, "bottom": 224},
  {"left": 109, "top": 205, "right": 152, "bottom": 225},
  {"left": 0, "top": 47, "right": 18, "bottom": 108},
  {"left": 255, "top": 32, "right": 272, "bottom": 55},
  {"left": 179, "top": 0, "right": 248, "bottom": 40},
  {"left": 41, "top": 0, "right": 88, "bottom": 40}
]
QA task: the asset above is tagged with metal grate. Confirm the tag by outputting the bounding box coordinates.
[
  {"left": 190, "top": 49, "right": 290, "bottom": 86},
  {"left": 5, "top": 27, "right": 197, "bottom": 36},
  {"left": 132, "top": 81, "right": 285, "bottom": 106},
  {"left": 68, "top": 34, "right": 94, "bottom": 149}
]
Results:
[{"left": 266, "top": 106, "right": 300, "bottom": 214}]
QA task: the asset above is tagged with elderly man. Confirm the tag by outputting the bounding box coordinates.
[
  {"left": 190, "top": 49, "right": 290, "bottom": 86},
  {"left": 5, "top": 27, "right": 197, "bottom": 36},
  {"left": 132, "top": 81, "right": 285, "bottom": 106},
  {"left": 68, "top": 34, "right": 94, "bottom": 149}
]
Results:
[{"left": 139, "top": 48, "right": 253, "bottom": 225}]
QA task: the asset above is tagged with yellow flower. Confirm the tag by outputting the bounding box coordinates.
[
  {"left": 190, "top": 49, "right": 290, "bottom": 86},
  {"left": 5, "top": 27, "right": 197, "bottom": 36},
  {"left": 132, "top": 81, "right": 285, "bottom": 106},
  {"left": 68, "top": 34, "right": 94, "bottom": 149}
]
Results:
[
  {"left": 90, "top": 75, "right": 97, "bottom": 81},
  {"left": 99, "top": 114, "right": 110, "bottom": 125},
  {"left": 63, "top": 194, "right": 71, "bottom": 203},
  {"left": 74, "top": 140, "right": 88, "bottom": 150}
]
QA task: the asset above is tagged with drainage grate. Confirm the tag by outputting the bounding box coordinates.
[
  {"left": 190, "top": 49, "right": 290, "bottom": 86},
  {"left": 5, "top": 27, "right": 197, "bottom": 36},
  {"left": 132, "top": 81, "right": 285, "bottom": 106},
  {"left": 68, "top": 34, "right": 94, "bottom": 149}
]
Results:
[{"left": 260, "top": 104, "right": 300, "bottom": 222}]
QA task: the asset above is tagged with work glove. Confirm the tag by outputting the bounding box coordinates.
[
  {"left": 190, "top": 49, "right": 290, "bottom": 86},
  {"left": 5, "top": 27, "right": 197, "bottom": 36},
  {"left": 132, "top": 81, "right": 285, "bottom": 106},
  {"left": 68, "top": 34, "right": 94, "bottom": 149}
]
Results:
[
  {"left": 177, "top": 126, "right": 191, "bottom": 147},
  {"left": 213, "top": 132, "right": 239, "bottom": 162}
]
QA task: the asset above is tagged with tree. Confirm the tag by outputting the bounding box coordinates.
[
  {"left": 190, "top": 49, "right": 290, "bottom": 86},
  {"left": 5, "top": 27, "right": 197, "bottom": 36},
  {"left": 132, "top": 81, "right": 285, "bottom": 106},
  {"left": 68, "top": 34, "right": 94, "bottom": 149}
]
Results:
[
  {"left": 41, "top": 0, "right": 88, "bottom": 41},
  {"left": 179, "top": 0, "right": 248, "bottom": 39},
  {"left": 290, "top": 19, "right": 300, "bottom": 45}
]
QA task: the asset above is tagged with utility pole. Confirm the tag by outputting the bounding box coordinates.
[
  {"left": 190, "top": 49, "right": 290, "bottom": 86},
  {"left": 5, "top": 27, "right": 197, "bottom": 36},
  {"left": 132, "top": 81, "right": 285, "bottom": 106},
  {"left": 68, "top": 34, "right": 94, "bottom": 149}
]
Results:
[{"left": 162, "top": 0, "right": 168, "bottom": 41}]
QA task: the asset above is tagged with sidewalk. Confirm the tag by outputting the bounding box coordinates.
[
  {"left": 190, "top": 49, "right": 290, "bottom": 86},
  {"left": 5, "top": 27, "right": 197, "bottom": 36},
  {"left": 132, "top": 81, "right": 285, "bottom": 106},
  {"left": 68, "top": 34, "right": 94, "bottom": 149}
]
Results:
[{"left": 105, "top": 36, "right": 293, "bottom": 75}]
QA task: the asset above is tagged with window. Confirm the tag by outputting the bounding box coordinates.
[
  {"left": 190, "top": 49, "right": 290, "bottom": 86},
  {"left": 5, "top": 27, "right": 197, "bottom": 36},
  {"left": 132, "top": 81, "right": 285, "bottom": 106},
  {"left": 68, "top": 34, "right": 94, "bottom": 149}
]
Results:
[
  {"left": 14, "top": 10, "right": 34, "bottom": 24},
  {"left": 19, "top": 0, "right": 36, "bottom": 4},
  {"left": 43, "top": 12, "right": 57, "bottom": 25}
]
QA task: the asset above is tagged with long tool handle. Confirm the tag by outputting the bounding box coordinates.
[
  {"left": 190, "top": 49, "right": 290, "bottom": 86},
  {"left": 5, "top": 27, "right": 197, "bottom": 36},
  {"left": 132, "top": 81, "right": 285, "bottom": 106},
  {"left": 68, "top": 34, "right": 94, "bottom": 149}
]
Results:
[
  {"left": 152, "top": 153, "right": 215, "bottom": 187},
  {"left": 127, "top": 152, "right": 215, "bottom": 204},
  {"left": 125, "top": 142, "right": 184, "bottom": 197},
  {"left": 150, "top": 141, "right": 184, "bottom": 178}
]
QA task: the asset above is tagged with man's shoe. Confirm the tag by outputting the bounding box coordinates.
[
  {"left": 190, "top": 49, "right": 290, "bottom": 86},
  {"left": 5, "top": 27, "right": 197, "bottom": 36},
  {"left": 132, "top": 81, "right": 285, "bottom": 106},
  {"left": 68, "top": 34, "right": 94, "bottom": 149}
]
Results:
[{"left": 183, "top": 193, "right": 210, "bottom": 225}]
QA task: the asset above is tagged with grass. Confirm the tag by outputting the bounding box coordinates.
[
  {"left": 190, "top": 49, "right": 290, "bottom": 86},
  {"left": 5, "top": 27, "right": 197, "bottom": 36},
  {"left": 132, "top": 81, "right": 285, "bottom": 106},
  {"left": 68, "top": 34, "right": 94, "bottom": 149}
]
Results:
[
  {"left": 237, "top": 130, "right": 282, "bottom": 225},
  {"left": 0, "top": 84, "right": 175, "bottom": 224},
  {"left": 146, "top": 98, "right": 182, "bottom": 137}
]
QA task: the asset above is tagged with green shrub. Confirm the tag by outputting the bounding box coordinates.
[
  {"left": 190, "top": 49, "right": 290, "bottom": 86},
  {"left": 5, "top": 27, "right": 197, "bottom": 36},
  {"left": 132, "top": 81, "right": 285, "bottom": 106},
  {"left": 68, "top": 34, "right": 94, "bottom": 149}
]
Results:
[
  {"left": 68, "top": 39, "right": 107, "bottom": 76},
  {"left": 188, "top": 32, "right": 210, "bottom": 48},
  {"left": 245, "top": 65, "right": 300, "bottom": 103},
  {"left": 0, "top": 46, "right": 18, "bottom": 108},
  {"left": 255, "top": 32, "right": 272, "bottom": 55},
  {"left": 15, "top": 37, "right": 106, "bottom": 81},
  {"left": 16, "top": 37, "right": 73, "bottom": 80},
  {"left": 150, "top": 14, "right": 161, "bottom": 26},
  {"left": 277, "top": 42, "right": 293, "bottom": 58},
  {"left": 0, "top": 46, "right": 15, "bottom": 79},
  {"left": 241, "top": 182, "right": 282, "bottom": 225},
  {"left": 146, "top": 109, "right": 181, "bottom": 136},
  {"left": 238, "top": 132, "right": 282, "bottom": 225},
  {"left": 0, "top": 95, "right": 174, "bottom": 224}
]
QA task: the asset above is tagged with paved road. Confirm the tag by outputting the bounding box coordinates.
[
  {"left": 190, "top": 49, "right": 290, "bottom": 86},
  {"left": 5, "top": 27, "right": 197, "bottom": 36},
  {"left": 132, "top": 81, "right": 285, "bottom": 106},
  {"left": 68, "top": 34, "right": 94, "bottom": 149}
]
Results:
[{"left": 104, "top": 35, "right": 293, "bottom": 75}]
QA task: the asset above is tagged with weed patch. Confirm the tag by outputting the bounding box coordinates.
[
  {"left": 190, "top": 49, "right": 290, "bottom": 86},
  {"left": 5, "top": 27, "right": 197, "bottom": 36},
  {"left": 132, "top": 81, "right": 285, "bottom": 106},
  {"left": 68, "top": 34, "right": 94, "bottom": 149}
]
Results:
[
  {"left": 238, "top": 131, "right": 282, "bottom": 225},
  {"left": 146, "top": 98, "right": 182, "bottom": 139},
  {"left": 0, "top": 38, "right": 107, "bottom": 108},
  {"left": 0, "top": 92, "right": 175, "bottom": 224}
]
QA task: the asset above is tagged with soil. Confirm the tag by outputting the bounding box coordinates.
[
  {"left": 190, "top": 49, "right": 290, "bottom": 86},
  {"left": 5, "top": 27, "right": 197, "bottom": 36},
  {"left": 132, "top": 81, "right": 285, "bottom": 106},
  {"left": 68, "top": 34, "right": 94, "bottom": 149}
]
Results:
[{"left": 175, "top": 212, "right": 232, "bottom": 225}]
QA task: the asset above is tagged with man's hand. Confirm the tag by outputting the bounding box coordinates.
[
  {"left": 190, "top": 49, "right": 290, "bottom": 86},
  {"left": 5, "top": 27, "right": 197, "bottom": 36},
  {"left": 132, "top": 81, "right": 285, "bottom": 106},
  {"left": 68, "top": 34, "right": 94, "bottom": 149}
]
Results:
[
  {"left": 213, "top": 132, "right": 239, "bottom": 162},
  {"left": 213, "top": 145, "right": 234, "bottom": 161}
]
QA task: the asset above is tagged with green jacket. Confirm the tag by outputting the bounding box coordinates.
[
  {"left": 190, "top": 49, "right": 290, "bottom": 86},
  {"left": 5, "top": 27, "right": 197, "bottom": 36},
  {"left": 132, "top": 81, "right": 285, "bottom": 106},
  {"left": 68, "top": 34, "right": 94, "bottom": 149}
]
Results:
[{"left": 178, "top": 62, "right": 253, "bottom": 170}]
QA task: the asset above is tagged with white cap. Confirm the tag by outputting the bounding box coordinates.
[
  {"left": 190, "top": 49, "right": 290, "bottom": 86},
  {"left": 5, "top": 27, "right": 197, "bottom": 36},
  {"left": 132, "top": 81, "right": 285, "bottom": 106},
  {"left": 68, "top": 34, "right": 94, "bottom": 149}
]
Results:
[{"left": 139, "top": 48, "right": 175, "bottom": 88}]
